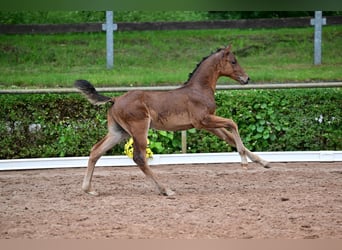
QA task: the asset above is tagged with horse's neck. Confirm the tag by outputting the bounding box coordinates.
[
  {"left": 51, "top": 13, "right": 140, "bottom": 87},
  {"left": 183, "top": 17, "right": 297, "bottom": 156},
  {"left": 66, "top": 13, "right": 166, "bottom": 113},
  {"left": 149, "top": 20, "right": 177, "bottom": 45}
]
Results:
[{"left": 186, "top": 59, "right": 220, "bottom": 93}]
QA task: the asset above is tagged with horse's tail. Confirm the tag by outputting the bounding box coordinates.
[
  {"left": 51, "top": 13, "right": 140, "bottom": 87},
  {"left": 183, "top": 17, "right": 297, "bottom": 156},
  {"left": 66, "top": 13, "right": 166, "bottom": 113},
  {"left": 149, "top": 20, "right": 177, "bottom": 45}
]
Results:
[{"left": 74, "top": 80, "right": 113, "bottom": 105}]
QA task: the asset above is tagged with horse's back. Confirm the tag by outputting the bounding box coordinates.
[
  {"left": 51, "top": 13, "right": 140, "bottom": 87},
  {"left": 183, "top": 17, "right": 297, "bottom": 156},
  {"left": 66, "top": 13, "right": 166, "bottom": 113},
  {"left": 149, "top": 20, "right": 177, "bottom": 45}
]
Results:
[{"left": 111, "top": 89, "right": 194, "bottom": 131}]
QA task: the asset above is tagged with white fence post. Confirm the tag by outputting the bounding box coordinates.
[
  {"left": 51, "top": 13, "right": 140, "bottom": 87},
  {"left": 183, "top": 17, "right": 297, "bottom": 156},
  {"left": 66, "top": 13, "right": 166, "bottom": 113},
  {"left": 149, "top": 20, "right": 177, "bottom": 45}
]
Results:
[
  {"left": 102, "top": 11, "right": 117, "bottom": 69},
  {"left": 311, "top": 11, "right": 326, "bottom": 65}
]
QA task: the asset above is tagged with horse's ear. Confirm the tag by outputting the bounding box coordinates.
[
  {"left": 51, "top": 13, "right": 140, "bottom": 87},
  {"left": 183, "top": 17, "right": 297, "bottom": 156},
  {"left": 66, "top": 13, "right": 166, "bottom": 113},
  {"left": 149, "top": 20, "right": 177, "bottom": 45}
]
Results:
[{"left": 224, "top": 44, "right": 232, "bottom": 55}]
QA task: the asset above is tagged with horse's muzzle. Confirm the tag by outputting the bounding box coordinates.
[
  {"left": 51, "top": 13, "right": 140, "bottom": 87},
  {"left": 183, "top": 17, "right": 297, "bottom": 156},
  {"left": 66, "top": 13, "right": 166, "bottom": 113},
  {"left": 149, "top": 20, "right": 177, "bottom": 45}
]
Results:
[{"left": 239, "top": 76, "right": 250, "bottom": 85}]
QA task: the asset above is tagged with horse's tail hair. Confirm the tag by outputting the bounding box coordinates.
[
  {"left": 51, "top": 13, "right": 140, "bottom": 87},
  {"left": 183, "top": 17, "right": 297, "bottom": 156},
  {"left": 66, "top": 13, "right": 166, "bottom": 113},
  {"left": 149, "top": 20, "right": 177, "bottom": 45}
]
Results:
[{"left": 74, "top": 80, "right": 113, "bottom": 105}]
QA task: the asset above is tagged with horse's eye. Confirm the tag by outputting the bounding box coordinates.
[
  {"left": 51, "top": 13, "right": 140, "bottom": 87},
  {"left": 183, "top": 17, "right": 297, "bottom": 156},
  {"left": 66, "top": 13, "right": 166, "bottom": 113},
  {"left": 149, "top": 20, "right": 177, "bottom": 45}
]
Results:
[{"left": 231, "top": 60, "right": 237, "bottom": 65}]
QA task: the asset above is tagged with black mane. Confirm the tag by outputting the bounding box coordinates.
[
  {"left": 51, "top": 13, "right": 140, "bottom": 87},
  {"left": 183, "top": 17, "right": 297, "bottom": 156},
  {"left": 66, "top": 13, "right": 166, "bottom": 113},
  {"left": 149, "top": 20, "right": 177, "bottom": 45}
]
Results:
[{"left": 184, "top": 47, "right": 224, "bottom": 84}]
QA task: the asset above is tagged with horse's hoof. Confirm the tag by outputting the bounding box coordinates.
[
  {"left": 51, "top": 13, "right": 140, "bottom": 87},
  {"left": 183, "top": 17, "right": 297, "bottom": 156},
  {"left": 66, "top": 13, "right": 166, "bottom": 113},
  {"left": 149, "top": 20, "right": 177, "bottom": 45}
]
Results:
[
  {"left": 262, "top": 161, "right": 271, "bottom": 169},
  {"left": 83, "top": 190, "right": 99, "bottom": 196},
  {"left": 241, "top": 163, "right": 249, "bottom": 170},
  {"left": 162, "top": 189, "right": 175, "bottom": 196},
  {"left": 89, "top": 190, "right": 99, "bottom": 196}
]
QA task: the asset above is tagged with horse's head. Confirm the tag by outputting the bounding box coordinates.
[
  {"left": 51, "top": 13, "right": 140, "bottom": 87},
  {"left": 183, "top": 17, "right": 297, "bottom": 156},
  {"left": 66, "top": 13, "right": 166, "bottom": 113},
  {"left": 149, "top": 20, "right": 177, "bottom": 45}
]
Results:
[{"left": 218, "top": 45, "right": 249, "bottom": 85}]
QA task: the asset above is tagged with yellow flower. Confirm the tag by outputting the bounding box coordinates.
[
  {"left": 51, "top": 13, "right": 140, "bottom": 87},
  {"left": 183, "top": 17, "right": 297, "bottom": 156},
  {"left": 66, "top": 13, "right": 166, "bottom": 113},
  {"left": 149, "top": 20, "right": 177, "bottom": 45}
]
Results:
[{"left": 124, "top": 137, "right": 153, "bottom": 159}]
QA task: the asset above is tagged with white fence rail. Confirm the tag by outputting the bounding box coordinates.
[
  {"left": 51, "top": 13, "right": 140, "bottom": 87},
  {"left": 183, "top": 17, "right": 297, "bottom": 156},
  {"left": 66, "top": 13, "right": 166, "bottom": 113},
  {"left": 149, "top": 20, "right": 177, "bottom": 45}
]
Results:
[
  {"left": 1, "top": 151, "right": 342, "bottom": 171},
  {"left": 1, "top": 82, "right": 342, "bottom": 94}
]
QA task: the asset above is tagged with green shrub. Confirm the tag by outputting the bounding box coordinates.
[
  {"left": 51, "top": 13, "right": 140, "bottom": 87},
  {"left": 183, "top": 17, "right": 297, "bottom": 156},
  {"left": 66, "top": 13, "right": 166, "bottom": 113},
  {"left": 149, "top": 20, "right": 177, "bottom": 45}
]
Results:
[{"left": 0, "top": 88, "right": 341, "bottom": 159}]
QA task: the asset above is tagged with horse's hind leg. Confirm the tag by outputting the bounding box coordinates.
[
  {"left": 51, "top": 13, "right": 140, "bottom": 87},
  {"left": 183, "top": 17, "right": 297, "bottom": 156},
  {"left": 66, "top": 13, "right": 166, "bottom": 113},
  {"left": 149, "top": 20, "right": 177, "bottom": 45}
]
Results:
[{"left": 82, "top": 124, "right": 127, "bottom": 195}]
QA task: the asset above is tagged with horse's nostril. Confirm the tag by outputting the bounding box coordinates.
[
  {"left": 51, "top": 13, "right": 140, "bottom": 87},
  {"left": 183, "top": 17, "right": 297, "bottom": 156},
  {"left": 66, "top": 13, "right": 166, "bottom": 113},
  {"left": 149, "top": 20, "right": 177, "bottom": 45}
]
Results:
[{"left": 242, "top": 77, "right": 250, "bottom": 84}]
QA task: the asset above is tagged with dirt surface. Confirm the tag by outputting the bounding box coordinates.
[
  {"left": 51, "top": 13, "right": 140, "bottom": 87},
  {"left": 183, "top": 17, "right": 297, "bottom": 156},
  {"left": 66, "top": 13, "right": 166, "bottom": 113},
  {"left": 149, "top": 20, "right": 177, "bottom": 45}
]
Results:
[{"left": 0, "top": 162, "right": 341, "bottom": 239}]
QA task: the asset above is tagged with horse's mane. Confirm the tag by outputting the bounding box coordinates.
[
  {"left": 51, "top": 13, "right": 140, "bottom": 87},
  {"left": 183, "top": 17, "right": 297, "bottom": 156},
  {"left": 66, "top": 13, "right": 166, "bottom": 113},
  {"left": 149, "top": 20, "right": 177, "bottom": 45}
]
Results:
[{"left": 184, "top": 47, "right": 224, "bottom": 85}]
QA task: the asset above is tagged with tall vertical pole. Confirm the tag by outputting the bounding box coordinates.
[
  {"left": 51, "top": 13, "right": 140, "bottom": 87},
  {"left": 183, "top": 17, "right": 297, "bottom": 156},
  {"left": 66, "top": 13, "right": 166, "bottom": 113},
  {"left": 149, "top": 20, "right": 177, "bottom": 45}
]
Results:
[
  {"left": 181, "top": 131, "right": 187, "bottom": 153},
  {"left": 311, "top": 11, "right": 326, "bottom": 65},
  {"left": 102, "top": 11, "right": 117, "bottom": 69},
  {"left": 106, "top": 11, "right": 113, "bottom": 69}
]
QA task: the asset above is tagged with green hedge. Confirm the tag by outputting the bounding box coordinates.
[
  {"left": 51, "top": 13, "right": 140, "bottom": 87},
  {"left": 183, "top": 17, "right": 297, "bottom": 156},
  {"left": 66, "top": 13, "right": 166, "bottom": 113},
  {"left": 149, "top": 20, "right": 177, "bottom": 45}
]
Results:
[
  {"left": 0, "top": 88, "right": 341, "bottom": 159},
  {"left": 189, "top": 88, "right": 342, "bottom": 153}
]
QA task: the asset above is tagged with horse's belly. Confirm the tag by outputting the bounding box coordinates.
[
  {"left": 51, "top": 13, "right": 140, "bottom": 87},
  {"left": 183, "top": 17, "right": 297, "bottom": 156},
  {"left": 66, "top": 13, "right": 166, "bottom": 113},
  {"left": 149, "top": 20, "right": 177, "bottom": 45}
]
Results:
[{"left": 150, "top": 113, "right": 193, "bottom": 131}]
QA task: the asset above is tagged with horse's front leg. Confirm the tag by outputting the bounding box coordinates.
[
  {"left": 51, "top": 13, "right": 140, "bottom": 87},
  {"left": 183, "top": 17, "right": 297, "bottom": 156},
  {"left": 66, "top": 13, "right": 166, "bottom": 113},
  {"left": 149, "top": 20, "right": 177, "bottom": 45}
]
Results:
[
  {"left": 199, "top": 115, "right": 248, "bottom": 167},
  {"left": 205, "top": 128, "right": 270, "bottom": 168},
  {"left": 131, "top": 131, "right": 175, "bottom": 196},
  {"left": 203, "top": 127, "right": 248, "bottom": 168},
  {"left": 200, "top": 115, "right": 269, "bottom": 168},
  {"left": 133, "top": 149, "right": 175, "bottom": 196}
]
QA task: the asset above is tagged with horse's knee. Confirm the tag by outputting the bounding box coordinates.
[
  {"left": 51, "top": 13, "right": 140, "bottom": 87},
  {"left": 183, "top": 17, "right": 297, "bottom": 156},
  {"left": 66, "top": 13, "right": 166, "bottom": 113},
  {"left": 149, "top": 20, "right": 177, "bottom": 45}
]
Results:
[{"left": 227, "top": 120, "right": 238, "bottom": 131}]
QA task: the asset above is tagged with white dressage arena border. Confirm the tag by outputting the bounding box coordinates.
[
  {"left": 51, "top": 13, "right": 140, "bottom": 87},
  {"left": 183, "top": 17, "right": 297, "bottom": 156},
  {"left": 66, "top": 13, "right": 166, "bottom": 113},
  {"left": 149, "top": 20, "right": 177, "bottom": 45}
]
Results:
[{"left": 0, "top": 151, "right": 341, "bottom": 171}]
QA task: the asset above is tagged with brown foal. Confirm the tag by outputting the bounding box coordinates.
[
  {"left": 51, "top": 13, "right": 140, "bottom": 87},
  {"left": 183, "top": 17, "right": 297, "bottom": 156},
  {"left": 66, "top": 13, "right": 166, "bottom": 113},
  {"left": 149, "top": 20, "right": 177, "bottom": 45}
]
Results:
[{"left": 75, "top": 45, "right": 270, "bottom": 196}]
